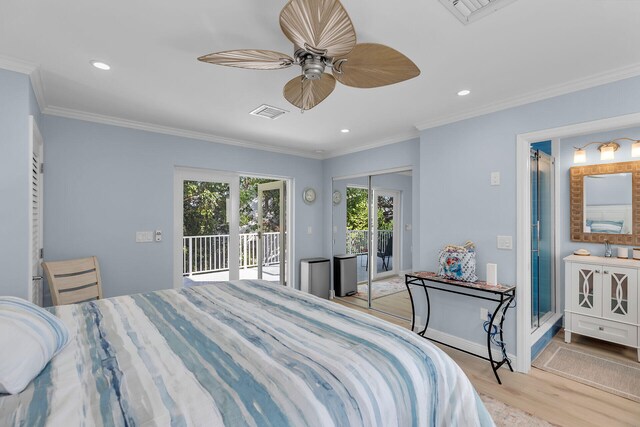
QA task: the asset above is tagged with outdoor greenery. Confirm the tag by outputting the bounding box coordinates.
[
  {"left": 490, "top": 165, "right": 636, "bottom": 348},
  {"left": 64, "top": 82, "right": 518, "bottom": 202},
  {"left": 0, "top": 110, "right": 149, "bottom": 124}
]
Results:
[
  {"left": 183, "top": 177, "right": 281, "bottom": 236},
  {"left": 346, "top": 187, "right": 393, "bottom": 231}
]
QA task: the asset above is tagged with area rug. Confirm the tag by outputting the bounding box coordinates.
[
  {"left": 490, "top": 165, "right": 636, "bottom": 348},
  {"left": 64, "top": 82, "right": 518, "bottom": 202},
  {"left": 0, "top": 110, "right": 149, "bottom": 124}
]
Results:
[
  {"left": 480, "top": 393, "right": 555, "bottom": 427},
  {"left": 353, "top": 276, "right": 407, "bottom": 301},
  {"left": 532, "top": 341, "right": 640, "bottom": 403}
]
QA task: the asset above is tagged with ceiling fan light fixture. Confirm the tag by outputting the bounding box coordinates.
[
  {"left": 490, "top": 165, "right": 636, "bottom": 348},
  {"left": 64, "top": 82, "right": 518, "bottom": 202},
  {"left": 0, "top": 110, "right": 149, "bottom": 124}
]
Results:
[
  {"left": 90, "top": 60, "right": 111, "bottom": 71},
  {"left": 199, "top": 0, "right": 420, "bottom": 110}
]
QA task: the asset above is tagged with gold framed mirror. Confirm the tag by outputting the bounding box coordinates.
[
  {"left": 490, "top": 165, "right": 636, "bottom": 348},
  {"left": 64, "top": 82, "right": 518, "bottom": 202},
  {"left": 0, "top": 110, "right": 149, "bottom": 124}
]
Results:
[{"left": 570, "top": 160, "right": 640, "bottom": 245}]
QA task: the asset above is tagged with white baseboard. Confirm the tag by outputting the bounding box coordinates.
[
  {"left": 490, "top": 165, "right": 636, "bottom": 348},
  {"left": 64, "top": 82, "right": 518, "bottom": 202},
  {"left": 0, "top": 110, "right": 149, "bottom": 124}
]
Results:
[{"left": 421, "top": 326, "right": 518, "bottom": 369}]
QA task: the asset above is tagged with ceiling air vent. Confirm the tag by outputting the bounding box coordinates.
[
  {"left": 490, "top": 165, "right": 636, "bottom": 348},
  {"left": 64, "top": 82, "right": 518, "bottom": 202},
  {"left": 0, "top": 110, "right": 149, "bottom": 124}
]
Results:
[
  {"left": 439, "top": 0, "right": 518, "bottom": 24},
  {"left": 249, "top": 104, "right": 288, "bottom": 120}
]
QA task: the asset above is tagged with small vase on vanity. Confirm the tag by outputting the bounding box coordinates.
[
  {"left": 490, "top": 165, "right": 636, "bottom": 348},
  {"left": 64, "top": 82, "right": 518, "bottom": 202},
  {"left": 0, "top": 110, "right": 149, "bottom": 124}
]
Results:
[{"left": 564, "top": 254, "right": 640, "bottom": 362}]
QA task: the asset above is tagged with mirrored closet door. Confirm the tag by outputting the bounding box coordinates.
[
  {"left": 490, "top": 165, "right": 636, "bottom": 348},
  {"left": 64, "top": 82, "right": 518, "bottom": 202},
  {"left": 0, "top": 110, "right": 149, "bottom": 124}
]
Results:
[{"left": 332, "top": 169, "right": 413, "bottom": 320}]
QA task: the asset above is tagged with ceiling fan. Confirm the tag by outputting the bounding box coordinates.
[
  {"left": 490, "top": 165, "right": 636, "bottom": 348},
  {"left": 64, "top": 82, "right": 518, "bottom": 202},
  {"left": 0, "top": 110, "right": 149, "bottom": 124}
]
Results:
[{"left": 198, "top": 0, "right": 421, "bottom": 111}]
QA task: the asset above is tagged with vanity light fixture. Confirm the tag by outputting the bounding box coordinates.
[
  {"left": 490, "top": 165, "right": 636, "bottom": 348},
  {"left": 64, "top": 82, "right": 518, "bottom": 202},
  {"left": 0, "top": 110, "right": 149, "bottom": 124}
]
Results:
[
  {"left": 572, "top": 137, "right": 640, "bottom": 164},
  {"left": 573, "top": 148, "right": 587, "bottom": 164}
]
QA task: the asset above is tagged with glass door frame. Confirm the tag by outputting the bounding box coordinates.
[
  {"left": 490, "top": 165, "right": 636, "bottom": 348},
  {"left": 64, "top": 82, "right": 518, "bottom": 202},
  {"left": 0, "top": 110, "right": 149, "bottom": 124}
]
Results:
[
  {"left": 530, "top": 149, "right": 556, "bottom": 332},
  {"left": 371, "top": 188, "right": 401, "bottom": 281},
  {"left": 173, "top": 168, "right": 294, "bottom": 289},
  {"left": 173, "top": 167, "right": 240, "bottom": 288},
  {"left": 257, "top": 180, "right": 287, "bottom": 285}
]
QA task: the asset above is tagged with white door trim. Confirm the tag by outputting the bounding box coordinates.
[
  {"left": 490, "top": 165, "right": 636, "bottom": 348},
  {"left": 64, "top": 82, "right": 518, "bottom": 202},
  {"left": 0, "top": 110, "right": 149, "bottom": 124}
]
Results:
[
  {"left": 173, "top": 167, "right": 240, "bottom": 289},
  {"left": 516, "top": 111, "right": 640, "bottom": 373},
  {"left": 28, "top": 116, "right": 44, "bottom": 305}
]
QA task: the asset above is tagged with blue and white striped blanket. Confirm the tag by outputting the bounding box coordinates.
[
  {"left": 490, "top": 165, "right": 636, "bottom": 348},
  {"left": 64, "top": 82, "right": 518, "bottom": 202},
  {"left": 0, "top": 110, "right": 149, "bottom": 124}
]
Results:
[{"left": 0, "top": 280, "right": 493, "bottom": 426}]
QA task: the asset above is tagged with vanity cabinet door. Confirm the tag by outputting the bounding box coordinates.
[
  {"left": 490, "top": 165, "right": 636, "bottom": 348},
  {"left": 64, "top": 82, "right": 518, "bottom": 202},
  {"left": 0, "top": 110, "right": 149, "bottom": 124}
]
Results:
[
  {"left": 602, "top": 266, "right": 638, "bottom": 324},
  {"left": 572, "top": 263, "right": 602, "bottom": 316}
]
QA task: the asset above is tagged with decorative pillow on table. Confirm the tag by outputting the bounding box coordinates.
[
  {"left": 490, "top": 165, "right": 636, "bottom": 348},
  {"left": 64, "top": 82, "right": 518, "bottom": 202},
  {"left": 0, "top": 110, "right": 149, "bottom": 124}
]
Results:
[
  {"left": 437, "top": 241, "right": 478, "bottom": 282},
  {"left": 0, "top": 297, "right": 70, "bottom": 395}
]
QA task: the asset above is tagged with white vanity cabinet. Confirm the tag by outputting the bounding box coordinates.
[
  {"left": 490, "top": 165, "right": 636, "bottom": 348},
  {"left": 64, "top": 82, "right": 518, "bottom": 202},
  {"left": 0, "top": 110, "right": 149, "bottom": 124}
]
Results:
[{"left": 564, "top": 255, "right": 639, "bottom": 361}]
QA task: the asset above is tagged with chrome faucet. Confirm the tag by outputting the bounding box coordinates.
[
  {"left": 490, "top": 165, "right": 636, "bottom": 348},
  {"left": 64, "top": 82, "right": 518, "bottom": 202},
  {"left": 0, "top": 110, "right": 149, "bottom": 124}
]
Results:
[{"left": 604, "top": 240, "right": 612, "bottom": 258}]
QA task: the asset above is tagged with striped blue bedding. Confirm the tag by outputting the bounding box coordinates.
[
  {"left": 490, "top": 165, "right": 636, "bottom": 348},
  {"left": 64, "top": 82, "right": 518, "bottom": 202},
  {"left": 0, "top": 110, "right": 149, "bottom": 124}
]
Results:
[{"left": 0, "top": 280, "right": 494, "bottom": 426}]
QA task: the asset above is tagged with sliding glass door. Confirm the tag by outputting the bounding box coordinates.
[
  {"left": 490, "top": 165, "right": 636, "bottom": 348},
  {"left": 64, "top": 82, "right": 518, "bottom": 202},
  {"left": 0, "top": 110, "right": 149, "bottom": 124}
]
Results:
[
  {"left": 175, "top": 169, "right": 290, "bottom": 288},
  {"left": 179, "top": 170, "right": 239, "bottom": 285},
  {"left": 257, "top": 180, "right": 286, "bottom": 284}
]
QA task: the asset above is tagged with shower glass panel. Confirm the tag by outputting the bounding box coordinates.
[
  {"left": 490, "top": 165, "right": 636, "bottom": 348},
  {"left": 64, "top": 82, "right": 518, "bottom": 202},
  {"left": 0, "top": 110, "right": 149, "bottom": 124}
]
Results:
[{"left": 531, "top": 147, "right": 555, "bottom": 330}]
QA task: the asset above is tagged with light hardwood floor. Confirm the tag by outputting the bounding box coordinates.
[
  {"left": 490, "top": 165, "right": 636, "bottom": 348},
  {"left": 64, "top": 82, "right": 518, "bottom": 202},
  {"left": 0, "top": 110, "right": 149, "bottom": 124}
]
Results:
[{"left": 333, "top": 298, "right": 640, "bottom": 427}]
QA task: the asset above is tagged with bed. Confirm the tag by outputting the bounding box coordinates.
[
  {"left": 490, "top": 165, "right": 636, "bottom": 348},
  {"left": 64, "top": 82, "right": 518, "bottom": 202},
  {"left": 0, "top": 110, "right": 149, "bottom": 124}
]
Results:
[{"left": 0, "top": 280, "right": 493, "bottom": 426}]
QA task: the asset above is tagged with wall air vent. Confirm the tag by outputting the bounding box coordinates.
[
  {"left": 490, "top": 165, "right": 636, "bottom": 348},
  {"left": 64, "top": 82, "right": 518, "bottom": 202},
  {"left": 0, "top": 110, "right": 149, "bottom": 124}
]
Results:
[
  {"left": 249, "top": 104, "right": 288, "bottom": 120},
  {"left": 439, "top": 0, "right": 518, "bottom": 24}
]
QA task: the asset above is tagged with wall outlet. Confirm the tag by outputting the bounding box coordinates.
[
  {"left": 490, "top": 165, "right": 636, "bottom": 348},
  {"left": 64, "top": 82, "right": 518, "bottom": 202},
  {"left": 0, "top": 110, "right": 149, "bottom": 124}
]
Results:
[
  {"left": 480, "top": 307, "right": 488, "bottom": 321},
  {"left": 307, "top": 226, "right": 313, "bottom": 235},
  {"left": 490, "top": 171, "right": 500, "bottom": 186}
]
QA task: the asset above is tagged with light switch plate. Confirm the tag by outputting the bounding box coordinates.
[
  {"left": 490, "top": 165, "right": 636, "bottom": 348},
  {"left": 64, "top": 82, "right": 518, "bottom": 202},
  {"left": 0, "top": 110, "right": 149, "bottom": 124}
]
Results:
[
  {"left": 307, "top": 226, "right": 313, "bottom": 235},
  {"left": 154, "top": 230, "right": 162, "bottom": 242},
  {"left": 136, "top": 231, "right": 153, "bottom": 243},
  {"left": 497, "top": 235, "right": 513, "bottom": 250},
  {"left": 491, "top": 171, "right": 500, "bottom": 186}
]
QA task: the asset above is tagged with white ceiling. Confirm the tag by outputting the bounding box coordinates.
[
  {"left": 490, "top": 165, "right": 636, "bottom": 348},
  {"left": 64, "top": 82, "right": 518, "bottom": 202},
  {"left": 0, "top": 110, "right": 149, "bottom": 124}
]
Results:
[{"left": 1, "top": 0, "right": 639, "bottom": 158}]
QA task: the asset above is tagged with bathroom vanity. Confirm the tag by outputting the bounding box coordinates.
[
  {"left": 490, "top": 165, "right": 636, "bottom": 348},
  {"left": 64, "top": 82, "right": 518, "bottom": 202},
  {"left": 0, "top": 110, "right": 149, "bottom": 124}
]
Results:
[{"left": 564, "top": 255, "right": 640, "bottom": 361}]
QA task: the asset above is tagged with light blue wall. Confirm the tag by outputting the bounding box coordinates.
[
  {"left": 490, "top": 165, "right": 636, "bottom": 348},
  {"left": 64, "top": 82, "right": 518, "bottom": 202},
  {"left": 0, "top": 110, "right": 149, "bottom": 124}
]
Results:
[
  {"left": 0, "top": 69, "right": 33, "bottom": 299},
  {"left": 420, "top": 75, "right": 640, "bottom": 353},
  {"left": 41, "top": 116, "right": 323, "bottom": 301}
]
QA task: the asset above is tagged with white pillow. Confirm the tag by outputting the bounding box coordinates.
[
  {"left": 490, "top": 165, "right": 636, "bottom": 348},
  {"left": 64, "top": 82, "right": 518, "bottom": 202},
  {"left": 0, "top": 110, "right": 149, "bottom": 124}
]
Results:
[{"left": 0, "top": 297, "right": 70, "bottom": 394}]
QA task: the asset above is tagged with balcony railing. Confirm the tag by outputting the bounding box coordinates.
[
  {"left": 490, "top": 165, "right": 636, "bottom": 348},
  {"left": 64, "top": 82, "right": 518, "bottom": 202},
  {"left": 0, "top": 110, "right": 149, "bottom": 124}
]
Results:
[
  {"left": 183, "top": 232, "right": 281, "bottom": 275},
  {"left": 346, "top": 230, "right": 393, "bottom": 255}
]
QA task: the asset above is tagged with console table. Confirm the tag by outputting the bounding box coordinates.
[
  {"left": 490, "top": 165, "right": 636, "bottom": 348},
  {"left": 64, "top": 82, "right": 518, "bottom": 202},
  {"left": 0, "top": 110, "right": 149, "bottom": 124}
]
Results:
[{"left": 405, "top": 272, "right": 516, "bottom": 384}]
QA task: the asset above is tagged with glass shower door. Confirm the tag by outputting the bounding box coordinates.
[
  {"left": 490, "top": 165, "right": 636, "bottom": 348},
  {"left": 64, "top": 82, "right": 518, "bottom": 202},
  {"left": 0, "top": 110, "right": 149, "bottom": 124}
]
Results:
[{"left": 531, "top": 149, "right": 555, "bottom": 329}]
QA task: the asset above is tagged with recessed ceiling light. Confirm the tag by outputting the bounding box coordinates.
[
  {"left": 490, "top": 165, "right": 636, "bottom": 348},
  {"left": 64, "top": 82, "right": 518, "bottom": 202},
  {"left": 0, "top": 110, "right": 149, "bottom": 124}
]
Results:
[
  {"left": 340, "top": 129, "right": 350, "bottom": 133},
  {"left": 90, "top": 60, "right": 111, "bottom": 71},
  {"left": 457, "top": 89, "right": 471, "bottom": 96}
]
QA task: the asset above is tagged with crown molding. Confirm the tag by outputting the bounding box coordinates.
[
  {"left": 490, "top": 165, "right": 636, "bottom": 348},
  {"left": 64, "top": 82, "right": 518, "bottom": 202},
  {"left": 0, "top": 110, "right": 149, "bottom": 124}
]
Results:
[
  {"left": 0, "top": 54, "right": 46, "bottom": 110},
  {"left": 42, "top": 105, "right": 323, "bottom": 160},
  {"left": 323, "top": 129, "right": 420, "bottom": 159},
  {"left": 29, "top": 68, "right": 47, "bottom": 111},
  {"left": 415, "top": 62, "right": 640, "bottom": 131},
  {"left": 0, "top": 54, "right": 38, "bottom": 75}
]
